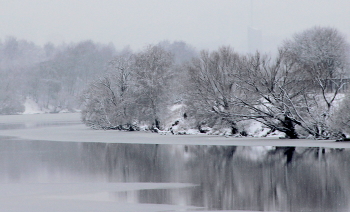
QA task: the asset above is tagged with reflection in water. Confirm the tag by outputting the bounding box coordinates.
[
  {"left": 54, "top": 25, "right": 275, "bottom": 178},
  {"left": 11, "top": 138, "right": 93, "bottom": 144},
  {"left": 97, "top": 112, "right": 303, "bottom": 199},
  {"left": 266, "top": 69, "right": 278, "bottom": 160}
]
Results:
[{"left": 0, "top": 138, "right": 349, "bottom": 211}]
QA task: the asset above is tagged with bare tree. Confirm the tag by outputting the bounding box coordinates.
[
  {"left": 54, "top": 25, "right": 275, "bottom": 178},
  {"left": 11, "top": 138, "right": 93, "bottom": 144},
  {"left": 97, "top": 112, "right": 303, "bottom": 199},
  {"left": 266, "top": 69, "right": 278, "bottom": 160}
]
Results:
[
  {"left": 157, "top": 40, "right": 197, "bottom": 65},
  {"left": 283, "top": 27, "right": 350, "bottom": 137},
  {"left": 134, "top": 45, "right": 174, "bottom": 129},
  {"left": 231, "top": 50, "right": 315, "bottom": 138},
  {"left": 186, "top": 44, "right": 348, "bottom": 138},
  {"left": 81, "top": 53, "right": 137, "bottom": 130},
  {"left": 29, "top": 40, "right": 115, "bottom": 112},
  {"left": 186, "top": 46, "right": 243, "bottom": 132},
  {"left": 81, "top": 46, "right": 175, "bottom": 130},
  {"left": 0, "top": 71, "right": 25, "bottom": 114}
]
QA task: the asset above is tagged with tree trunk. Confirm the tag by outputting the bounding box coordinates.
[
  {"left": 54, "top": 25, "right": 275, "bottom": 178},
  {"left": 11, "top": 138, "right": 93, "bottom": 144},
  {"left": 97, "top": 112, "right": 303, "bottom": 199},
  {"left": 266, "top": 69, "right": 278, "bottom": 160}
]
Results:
[
  {"left": 154, "top": 118, "right": 160, "bottom": 130},
  {"left": 283, "top": 116, "right": 299, "bottom": 139}
]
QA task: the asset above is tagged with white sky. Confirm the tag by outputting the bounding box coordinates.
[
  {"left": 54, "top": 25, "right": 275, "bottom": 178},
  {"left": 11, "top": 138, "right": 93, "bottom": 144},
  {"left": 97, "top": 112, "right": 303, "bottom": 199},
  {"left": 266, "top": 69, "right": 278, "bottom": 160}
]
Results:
[{"left": 1, "top": 0, "right": 349, "bottom": 53}]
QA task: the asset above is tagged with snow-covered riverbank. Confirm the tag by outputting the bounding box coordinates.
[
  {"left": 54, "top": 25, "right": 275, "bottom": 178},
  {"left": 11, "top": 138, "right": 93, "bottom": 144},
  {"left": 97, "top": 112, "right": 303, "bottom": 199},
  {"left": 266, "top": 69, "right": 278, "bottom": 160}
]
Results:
[{"left": 0, "top": 113, "right": 349, "bottom": 148}]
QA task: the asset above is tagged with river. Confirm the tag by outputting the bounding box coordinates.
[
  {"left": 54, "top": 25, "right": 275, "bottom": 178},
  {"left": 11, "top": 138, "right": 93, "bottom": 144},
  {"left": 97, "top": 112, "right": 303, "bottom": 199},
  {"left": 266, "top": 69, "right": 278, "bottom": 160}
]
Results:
[{"left": 0, "top": 113, "right": 349, "bottom": 211}]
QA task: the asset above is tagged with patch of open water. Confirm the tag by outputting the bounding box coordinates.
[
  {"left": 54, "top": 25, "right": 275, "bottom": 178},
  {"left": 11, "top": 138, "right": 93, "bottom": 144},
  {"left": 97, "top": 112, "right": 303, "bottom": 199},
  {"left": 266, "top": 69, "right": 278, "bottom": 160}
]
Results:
[{"left": 1, "top": 137, "right": 350, "bottom": 211}]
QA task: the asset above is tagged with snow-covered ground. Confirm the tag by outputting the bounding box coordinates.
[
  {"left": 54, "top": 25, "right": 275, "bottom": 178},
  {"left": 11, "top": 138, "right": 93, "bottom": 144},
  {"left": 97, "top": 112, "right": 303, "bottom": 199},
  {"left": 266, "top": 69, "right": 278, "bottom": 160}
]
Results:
[
  {"left": 0, "top": 113, "right": 349, "bottom": 148},
  {"left": 22, "top": 97, "right": 73, "bottom": 115},
  {"left": 23, "top": 98, "right": 45, "bottom": 114}
]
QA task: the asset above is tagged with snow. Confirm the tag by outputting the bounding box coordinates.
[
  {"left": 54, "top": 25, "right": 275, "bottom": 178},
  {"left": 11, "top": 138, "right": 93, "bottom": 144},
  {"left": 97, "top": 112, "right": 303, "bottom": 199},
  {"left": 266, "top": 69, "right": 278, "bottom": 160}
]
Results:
[
  {"left": 245, "top": 121, "right": 269, "bottom": 136},
  {"left": 239, "top": 120, "right": 286, "bottom": 138},
  {"left": 23, "top": 97, "right": 45, "bottom": 114},
  {"left": 165, "top": 103, "right": 286, "bottom": 137},
  {"left": 186, "top": 128, "right": 200, "bottom": 135},
  {"left": 22, "top": 97, "right": 75, "bottom": 115},
  {"left": 169, "top": 104, "right": 184, "bottom": 112},
  {"left": 0, "top": 113, "right": 349, "bottom": 148}
]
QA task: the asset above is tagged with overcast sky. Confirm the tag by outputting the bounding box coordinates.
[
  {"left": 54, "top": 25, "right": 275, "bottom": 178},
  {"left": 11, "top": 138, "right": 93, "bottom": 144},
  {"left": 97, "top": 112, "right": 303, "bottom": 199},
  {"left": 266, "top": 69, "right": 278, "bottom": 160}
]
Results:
[{"left": 1, "top": 0, "right": 349, "bottom": 53}]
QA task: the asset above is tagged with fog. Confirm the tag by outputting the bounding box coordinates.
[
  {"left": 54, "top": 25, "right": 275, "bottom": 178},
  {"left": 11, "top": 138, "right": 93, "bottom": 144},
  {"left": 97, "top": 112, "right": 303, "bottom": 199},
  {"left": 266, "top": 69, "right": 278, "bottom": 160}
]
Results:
[{"left": 1, "top": 0, "right": 349, "bottom": 52}]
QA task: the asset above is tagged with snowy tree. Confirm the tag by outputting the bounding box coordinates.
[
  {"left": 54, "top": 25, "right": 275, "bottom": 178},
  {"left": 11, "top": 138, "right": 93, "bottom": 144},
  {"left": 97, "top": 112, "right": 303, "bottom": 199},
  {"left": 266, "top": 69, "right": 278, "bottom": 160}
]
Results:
[
  {"left": 0, "top": 71, "right": 25, "bottom": 114},
  {"left": 186, "top": 46, "right": 243, "bottom": 132},
  {"left": 26, "top": 40, "right": 116, "bottom": 112},
  {"left": 157, "top": 40, "right": 197, "bottom": 65},
  {"left": 157, "top": 41, "right": 198, "bottom": 104},
  {"left": 81, "top": 52, "right": 137, "bottom": 129},
  {"left": 2, "top": 36, "right": 19, "bottom": 61},
  {"left": 186, "top": 44, "right": 349, "bottom": 138},
  {"left": 134, "top": 45, "right": 174, "bottom": 129},
  {"left": 81, "top": 45, "right": 175, "bottom": 130},
  {"left": 43, "top": 42, "right": 56, "bottom": 58},
  {"left": 283, "top": 27, "right": 350, "bottom": 137},
  {"left": 284, "top": 27, "right": 349, "bottom": 79},
  {"left": 192, "top": 28, "right": 349, "bottom": 138},
  {"left": 0, "top": 37, "right": 44, "bottom": 114},
  {"left": 231, "top": 50, "right": 316, "bottom": 138},
  {"left": 1, "top": 37, "right": 45, "bottom": 70}
]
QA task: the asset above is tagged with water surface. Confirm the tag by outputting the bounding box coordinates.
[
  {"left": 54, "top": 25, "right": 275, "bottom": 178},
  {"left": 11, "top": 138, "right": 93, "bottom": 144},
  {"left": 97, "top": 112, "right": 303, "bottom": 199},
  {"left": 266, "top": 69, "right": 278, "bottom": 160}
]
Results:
[{"left": 0, "top": 114, "right": 349, "bottom": 211}]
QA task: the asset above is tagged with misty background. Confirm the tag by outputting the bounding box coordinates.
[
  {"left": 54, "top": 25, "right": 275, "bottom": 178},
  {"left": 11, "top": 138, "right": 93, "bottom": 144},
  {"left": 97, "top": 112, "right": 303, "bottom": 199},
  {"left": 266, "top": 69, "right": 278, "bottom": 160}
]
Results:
[
  {"left": 1, "top": 0, "right": 350, "bottom": 53},
  {"left": 1, "top": 0, "right": 350, "bottom": 139}
]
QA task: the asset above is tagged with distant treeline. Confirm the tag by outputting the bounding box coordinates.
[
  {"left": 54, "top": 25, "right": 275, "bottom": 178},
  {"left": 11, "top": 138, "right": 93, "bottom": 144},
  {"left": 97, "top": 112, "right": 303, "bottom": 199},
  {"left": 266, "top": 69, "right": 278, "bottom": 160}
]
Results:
[
  {"left": 0, "top": 38, "right": 196, "bottom": 114},
  {"left": 1, "top": 26, "right": 350, "bottom": 139},
  {"left": 0, "top": 38, "right": 115, "bottom": 113}
]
